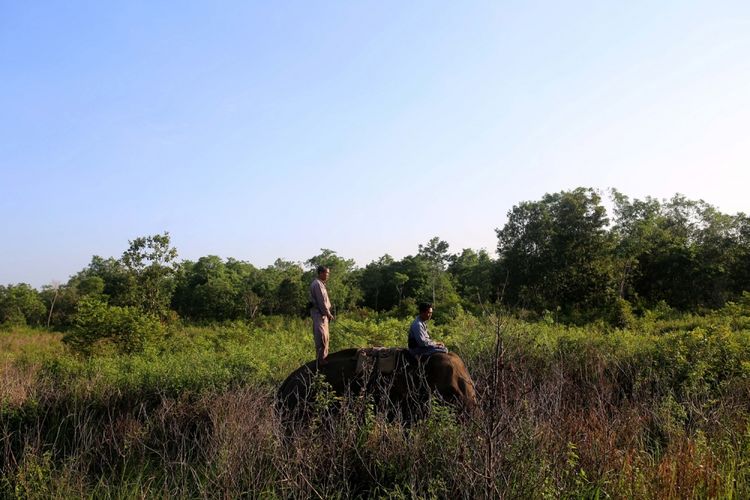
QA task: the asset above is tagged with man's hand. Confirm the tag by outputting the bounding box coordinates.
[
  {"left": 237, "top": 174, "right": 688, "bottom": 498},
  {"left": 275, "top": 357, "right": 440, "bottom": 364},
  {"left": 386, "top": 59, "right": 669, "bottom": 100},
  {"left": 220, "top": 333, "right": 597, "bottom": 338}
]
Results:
[{"left": 327, "top": 313, "right": 335, "bottom": 321}]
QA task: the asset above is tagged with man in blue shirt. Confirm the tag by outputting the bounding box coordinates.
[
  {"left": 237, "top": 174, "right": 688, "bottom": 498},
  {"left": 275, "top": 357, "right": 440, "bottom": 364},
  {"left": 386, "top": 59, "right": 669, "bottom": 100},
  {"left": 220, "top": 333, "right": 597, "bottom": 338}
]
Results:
[{"left": 407, "top": 302, "right": 448, "bottom": 357}]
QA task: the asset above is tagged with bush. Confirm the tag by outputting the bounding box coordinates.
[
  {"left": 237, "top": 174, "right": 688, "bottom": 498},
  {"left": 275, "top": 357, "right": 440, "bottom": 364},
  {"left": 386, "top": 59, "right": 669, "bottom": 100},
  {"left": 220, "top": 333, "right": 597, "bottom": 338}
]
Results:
[
  {"left": 0, "top": 284, "right": 46, "bottom": 328},
  {"left": 610, "top": 297, "right": 637, "bottom": 329},
  {"left": 63, "top": 297, "right": 165, "bottom": 355}
]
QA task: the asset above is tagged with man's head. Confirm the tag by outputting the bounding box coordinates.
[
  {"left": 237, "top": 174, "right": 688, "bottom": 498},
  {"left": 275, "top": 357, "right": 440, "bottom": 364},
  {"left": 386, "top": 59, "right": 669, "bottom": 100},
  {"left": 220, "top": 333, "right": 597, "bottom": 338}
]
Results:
[
  {"left": 418, "top": 302, "right": 433, "bottom": 321},
  {"left": 316, "top": 265, "right": 330, "bottom": 282}
]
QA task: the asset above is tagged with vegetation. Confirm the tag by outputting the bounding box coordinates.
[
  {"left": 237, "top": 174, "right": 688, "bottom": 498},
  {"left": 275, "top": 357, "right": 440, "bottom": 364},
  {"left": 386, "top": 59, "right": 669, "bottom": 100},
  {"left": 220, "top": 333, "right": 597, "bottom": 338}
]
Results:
[
  {"left": 3, "top": 188, "right": 748, "bottom": 331},
  {"left": 1, "top": 187, "right": 749, "bottom": 497},
  {"left": 2, "top": 304, "right": 750, "bottom": 497}
]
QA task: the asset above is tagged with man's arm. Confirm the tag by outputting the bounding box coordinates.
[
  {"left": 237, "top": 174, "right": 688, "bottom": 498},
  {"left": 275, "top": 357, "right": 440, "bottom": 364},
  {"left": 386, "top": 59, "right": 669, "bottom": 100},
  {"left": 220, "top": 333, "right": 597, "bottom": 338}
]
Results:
[
  {"left": 411, "top": 321, "right": 436, "bottom": 347},
  {"left": 311, "top": 281, "right": 333, "bottom": 319}
]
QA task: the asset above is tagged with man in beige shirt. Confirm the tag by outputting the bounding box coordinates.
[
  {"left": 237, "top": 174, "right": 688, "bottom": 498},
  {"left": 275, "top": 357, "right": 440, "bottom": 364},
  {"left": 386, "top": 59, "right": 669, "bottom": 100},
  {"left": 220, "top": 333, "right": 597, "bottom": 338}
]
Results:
[{"left": 309, "top": 265, "right": 334, "bottom": 366}]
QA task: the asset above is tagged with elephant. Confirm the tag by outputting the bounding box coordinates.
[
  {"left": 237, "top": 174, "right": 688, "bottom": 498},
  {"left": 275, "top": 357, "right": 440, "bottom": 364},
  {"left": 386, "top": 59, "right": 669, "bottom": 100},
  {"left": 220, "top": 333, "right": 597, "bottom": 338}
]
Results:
[{"left": 276, "top": 348, "right": 477, "bottom": 423}]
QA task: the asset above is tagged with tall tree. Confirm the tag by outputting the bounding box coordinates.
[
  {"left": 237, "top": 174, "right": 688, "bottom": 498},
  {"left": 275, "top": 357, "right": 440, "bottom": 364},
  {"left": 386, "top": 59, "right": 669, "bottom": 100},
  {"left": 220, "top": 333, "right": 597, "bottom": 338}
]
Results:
[
  {"left": 731, "top": 213, "right": 750, "bottom": 296},
  {"left": 496, "top": 187, "right": 617, "bottom": 320},
  {"left": 269, "top": 259, "right": 306, "bottom": 316},
  {"left": 448, "top": 248, "right": 498, "bottom": 310},
  {"left": 171, "top": 256, "right": 254, "bottom": 321},
  {"left": 610, "top": 189, "right": 662, "bottom": 301},
  {"left": 43, "top": 281, "right": 61, "bottom": 328},
  {"left": 418, "top": 237, "right": 453, "bottom": 305},
  {"left": 616, "top": 194, "right": 749, "bottom": 310},
  {"left": 76, "top": 256, "right": 137, "bottom": 307},
  {"left": 121, "top": 232, "right": 178, "bottom": 316},
  {"left": 394, "top": 272, "right": 409, "bottom": 308},
  {"left": 359, "top": 254, "right": 394, "bottom": 311}
]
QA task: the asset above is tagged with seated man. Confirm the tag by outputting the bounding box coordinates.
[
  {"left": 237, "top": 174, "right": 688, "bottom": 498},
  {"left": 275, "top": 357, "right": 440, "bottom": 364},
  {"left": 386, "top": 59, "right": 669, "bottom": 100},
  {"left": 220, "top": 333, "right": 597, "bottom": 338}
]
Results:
[{"left": 407, "top": 302, "right": 448, "bottom": 357}]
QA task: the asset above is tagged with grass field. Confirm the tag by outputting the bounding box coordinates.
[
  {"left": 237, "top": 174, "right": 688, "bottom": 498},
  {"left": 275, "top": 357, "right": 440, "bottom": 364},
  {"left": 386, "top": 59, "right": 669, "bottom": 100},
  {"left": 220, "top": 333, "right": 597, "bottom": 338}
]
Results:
[{"left": 2, "top": 307, "right": 750, "bottom": 498}]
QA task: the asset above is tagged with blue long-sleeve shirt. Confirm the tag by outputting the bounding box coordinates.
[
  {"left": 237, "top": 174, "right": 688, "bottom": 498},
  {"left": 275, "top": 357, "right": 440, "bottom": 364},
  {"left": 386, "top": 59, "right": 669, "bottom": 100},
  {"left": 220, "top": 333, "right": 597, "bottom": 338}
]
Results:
[{"left": 408, "top": 316, "right": 447, "bottom": 356}]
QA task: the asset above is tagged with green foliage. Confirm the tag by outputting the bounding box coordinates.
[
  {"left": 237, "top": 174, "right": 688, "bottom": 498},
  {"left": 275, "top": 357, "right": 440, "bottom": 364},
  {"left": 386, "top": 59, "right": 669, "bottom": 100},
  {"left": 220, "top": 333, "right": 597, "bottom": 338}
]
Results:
[
  {"left": 4, "top": 187, "right": 750, "bottom": 331},
  {"left": 330, "top": 316, "right": 409, "bottom": 351},
  {"left": 358, "top": 255, "right": 391, "bottom": 311},
  {"left": 77, "top": 255, "right": 139, "bottom": 308},
  {"left": 172, "top": 256, "right": 260, "bottom": 321},
  {"left": 359, "top": 255, "right": 411, "bottom": 312},
  {"left": 496, "top": 187, "right": 618, "bottom": 321},
  {"left": 610, "top": 297, "right": 637, "bottom": 329},
  {"left": 358, "top": 250, "right": 463, "bottom": 320},
  {"left": 63, "top": 297, "right": 165, "bottom": 355},
  {"left": 449, "top": 248, "right": 498, "bottom": 311},
  {"left": 2, "top": 311, "right": 750, "bottom": 498},
  {"left": 560, "top": 442, "right": 593, "bottom": 497},
  {"left": 612, "top": 192, "right": 750, "bottom": 310},
  {"left": 255, "top": 259, "right": 307, "bottom": 316},
  {"left": 418, "top": 236, "right": 452, "bottom": 304},
  {"left": 310, "top": 373, "right": 342, "bottom": 428},
  {"left": 38, "top": 277, "right": 108, "bottom": 329},
  {"left": 653, "top": 323, "right": 750, "bottom": 399},
  {"left": 720, "top": 291, "right": 750, "bottom": 330},
  {"left": 45, "top": 234, "right": 178, "bottom": 326},
  {"left": 0, "top": 284, "right": 46, "bottom": 327},
  {"left": 485, "top": 188, "right": 750, "bottom": 321},
  {"left": 121, "top": 232, "right": 178, "bottom": 317},
  {"left": 10, "top": 450, "right": 54, "bottom": 499},
  {"left": 39, "top": 344, "right": 258, "bottom": 401}
]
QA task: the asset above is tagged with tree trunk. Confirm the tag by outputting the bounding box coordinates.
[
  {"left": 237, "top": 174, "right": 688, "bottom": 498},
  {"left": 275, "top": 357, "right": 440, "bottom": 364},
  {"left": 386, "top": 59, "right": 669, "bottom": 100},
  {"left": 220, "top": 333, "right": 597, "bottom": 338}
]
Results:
[{"left": 46, "top": 288, "right": 59, "bottom": 329}]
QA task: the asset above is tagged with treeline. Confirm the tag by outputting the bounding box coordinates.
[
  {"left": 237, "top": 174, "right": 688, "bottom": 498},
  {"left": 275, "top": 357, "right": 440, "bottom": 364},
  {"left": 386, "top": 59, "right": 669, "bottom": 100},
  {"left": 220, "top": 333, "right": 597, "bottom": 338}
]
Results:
[{"left": 2, "top": 187, "right": 749, "bottom": 329}]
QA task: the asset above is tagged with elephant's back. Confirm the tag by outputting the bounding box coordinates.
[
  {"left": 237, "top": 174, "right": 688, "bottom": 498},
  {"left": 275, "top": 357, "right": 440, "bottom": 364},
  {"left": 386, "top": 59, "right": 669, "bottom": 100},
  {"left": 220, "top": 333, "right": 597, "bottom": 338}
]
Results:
[
  {"left": 328, "top": 347, "right": 359, "bottom": 361},
  {"left": 277, "top": 348, "right": 361, "bottom": 405}
]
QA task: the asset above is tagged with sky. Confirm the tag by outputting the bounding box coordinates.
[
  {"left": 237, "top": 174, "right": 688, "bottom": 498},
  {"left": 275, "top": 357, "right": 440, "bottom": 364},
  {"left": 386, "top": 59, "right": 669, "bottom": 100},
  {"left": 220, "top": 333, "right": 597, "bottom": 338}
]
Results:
[{"left": 2, "top": 1, "right": 750, "bottom": 288}]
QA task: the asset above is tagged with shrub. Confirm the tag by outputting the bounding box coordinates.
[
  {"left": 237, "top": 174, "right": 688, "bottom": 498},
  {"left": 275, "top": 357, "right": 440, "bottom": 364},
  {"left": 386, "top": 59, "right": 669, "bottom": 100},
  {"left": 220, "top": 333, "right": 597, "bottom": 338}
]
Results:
[
  {"left": 63, "top": 297, "right": 165, "bottom": 355},
  {"left": 610, "top": 297, "right": 637, "bottom": 329},
  {"left": 0, "top": 284, "right": 46, "bottom": 328}
]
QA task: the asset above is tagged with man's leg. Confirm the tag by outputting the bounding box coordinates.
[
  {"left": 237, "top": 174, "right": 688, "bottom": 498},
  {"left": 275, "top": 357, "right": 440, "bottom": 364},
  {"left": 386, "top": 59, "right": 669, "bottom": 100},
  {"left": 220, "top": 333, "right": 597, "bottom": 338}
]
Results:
[
  {"left": 320, "top": 318, "right": 329, "bottom": 364},
  {"left": 312, "top": 313, "right": 329, "bottom": 366}
]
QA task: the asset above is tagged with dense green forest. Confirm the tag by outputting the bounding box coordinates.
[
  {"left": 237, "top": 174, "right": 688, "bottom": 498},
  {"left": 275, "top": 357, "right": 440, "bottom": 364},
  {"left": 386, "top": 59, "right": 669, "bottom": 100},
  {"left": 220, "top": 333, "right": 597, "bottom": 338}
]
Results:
[{"left": 2, "top": 188, "right": 748, "bottom": 333}]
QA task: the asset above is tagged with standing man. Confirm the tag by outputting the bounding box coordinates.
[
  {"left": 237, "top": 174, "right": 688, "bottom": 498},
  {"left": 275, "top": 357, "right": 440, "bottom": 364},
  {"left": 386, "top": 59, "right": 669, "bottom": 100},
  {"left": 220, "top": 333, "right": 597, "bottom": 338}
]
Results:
[
  {"left": 310, "top": 265, "right": 334, "bottom": 366},
  {"left": 407, "top": 302, "right": 448, "bottom": 357}
]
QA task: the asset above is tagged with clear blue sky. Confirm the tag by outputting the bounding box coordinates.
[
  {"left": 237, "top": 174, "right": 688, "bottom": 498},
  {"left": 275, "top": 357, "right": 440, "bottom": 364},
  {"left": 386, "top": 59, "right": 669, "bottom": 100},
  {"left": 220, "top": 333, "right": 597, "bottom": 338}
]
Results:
[{"left": 2, "top": 1, "right": 749, "bottom": 288}]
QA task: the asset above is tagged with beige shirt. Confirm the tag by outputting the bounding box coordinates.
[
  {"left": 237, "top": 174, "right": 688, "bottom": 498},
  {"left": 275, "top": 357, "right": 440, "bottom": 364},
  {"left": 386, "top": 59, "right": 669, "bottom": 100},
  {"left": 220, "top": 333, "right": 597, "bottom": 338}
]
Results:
[{"left": 309, "top": 278, "right": 332, "bottom": 317}]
